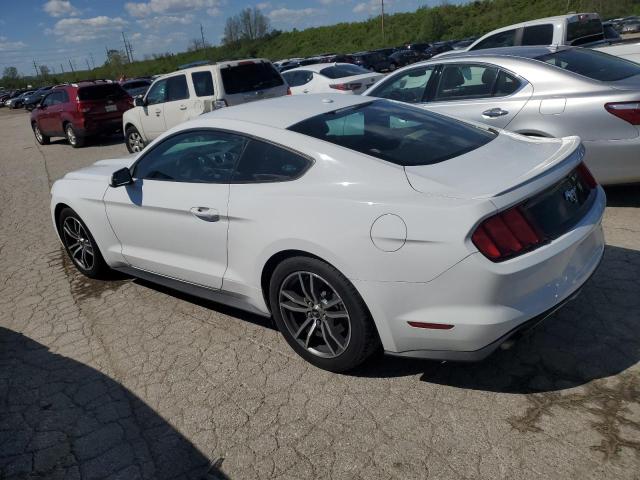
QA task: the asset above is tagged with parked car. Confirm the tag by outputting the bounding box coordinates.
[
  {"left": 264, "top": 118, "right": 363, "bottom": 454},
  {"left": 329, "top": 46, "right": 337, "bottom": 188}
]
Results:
[
  {"left": 352, "top": 51, "right": 397, "bottom": 72},
  {"left": 403, "top": 42, "right": 432, "bottom": 52},
  {"left": 31, "top": 80, "right": 133, "bottom": 148},
  {"left": 282, "top": 63, "right": 383, "bottom": 95},
  {"left": 122, "top": 59, "right": 287, "bottom": 153},
  {"left": 51, "top": 94, "right": 605, "bottom": 372},
  {"left": 389, "top": 49, "right": 430, "bottom": 68},
  {"left": 622, "top": 20, "right": 640, "bottom": 34},
  {"left": 6, "top": 90, "right": 35, "bottom": 109},
  {"left": 426, "top": 41, "right": 454, "bottom": 57},
  {"left": 328, "top": 54, "right": 356, "bottom": 64},
  {"left": 23, "top": 86, "right": 53, "bottom": 111},
  {"left": 602, "top": 22, "right": 623, "bottom": 43},
  {"left": 121, "top": 78, "right": 152, "bottom": 98},
  {"left": 365, "top": 46, "right": 640, "bottom": 185},
  {"left": 436, "top": 13, "right": 640, "bottom": 63}
]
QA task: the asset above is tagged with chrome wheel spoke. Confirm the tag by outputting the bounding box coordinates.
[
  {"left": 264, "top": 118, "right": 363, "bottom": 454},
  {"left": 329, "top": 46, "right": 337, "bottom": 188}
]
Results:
[
  {"left": 320, "top": 322, "right": 336, "bottom": 356},
  {"left": 324, "top": 320, "right": 346, "bottom": 353},
  {"left": 309, "top": 274, "right": 318, "bottom": 303},
  {"left": 325, "top": 310, "right": 348, "bottom": 319},
  {"left": 298, "top": 273, "right": 313, "bottom": 303},
  {"left": 294, "top": 317, "right": 313, "bottom": 339},
  {"left": 63, "top": 225, "right": 79, "bottom": 240},
  {"left": 304, "top": 322, "right": 317, "bottom": 348},
  {"left": 281, "top": 302, "right": 310, "bottom": 313}
]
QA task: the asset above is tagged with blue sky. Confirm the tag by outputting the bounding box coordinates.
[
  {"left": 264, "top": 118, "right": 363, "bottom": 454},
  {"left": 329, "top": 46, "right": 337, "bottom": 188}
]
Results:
[{"left": 0, "top": 0, "right": 468, "bottom": 75}]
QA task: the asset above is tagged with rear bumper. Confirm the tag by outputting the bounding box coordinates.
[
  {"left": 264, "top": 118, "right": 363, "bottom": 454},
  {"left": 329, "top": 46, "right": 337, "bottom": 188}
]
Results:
[
  {"left": 78, "top": 116, "right": 124, "bottom": 137},
  {"left": 354, "top": 187, "right": 606, "bottom": 360},
  {"left": 583, "top": 136, "right": 640, "bottom": 185}
]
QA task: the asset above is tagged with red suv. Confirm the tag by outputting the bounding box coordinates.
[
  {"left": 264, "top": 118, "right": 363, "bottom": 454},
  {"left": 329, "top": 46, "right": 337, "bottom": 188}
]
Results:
[{"left": 31, "top": 80, "right": 132, "bottom": 148}]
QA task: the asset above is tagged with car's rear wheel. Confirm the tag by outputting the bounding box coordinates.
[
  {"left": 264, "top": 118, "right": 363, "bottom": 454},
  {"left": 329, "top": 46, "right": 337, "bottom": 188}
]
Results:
[
  {"left": 58, "top": 208, "right": 110, "bottom": 279},
  {"left": 126, "top": 126, "right": 145, "bottom": 153},
  {"left": 269, "top": 256, "right": 379, "bottom": 372},
  {"left": 32, "top": 123, "right": 50, "bottom": 145},
  {"left": 65, "top": 123, "right": 85, "bottom": 148}
]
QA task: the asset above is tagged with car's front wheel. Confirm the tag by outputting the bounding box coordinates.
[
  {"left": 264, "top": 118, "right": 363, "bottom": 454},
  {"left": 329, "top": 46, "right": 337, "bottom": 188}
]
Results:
[
  {"left": 269, "top": 256, "right": 380, "bottom": 372},
  {"left": 58, "top": 208, "right": 111, "bottom": 279},
  {"left": 125, "top": 126, "right": 145, "bottom": 153},
  {"left": 65, "top": 123, "right": 85, "bottom": 148},
  {"left": 32, "top": 123, "right": 50, "bottom": 145}
]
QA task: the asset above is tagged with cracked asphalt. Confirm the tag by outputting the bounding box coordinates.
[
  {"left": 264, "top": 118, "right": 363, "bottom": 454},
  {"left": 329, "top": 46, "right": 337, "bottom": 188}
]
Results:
[{"left": 0, "top": 107, "right": 639, "bottom": 480}]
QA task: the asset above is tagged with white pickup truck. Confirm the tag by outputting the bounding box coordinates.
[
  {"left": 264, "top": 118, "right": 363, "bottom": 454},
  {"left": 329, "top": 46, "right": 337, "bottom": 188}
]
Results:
[{"left": 439, "top": 13, "right": 640, "bottom": 63}]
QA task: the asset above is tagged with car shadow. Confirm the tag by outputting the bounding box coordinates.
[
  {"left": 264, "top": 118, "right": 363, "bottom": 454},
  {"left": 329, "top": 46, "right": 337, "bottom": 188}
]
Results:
[
  {"left": 0, "top": 326, "right": 231, "bottom": 480},
  {"left": 604, "top": 185, "right": 640, "bottom": 208},
  {"left": 48, "top": 134, "right": 126, "bottom": 149},
  {"left": 350, "top": 244, "right": 640, "bottom": 394}
]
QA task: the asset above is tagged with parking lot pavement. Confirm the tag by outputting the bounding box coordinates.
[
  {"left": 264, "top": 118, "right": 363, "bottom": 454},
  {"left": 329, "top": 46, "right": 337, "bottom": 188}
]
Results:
[{"left": 0, "top": 107, "right": 638, "bottom": 480}]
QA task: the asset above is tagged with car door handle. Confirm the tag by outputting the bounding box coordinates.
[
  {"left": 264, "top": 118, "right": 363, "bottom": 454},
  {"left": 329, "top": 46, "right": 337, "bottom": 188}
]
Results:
[
  {"left": 190, "top": 207, "right": 219, "bottom": 222},
  {"left": 179, "top": 105, "right": 187, "bottom": 110},
  {"left": 154, "top": 109, "right": 161, "bottom": 116},
  {"left": 482, "top": 108, "right": 509, "bottom": 118}
]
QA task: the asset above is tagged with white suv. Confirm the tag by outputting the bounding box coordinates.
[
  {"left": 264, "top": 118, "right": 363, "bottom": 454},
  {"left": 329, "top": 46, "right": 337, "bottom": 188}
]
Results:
[{"left": 123, "top": 59, "right": 288, "bottom": 153}]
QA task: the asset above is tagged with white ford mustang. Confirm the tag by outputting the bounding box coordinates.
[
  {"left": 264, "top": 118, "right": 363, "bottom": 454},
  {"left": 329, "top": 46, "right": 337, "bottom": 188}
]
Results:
[{"left": 51, "top": 94, "right": 606, "bottom": 372}]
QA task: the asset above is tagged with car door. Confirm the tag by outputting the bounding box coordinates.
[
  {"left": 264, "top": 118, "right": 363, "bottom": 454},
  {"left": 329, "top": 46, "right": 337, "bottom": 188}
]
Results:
[
  {"left": 37, "top": 93, "right": 57, "bottom": 134},
  {"left": 49, "top": 90, "right": 69, "bottom": 135},
  {"left": 140, "top": 78, "right": 168, "bottom": 141},
  {"left": 422, "top": 63, "right": 533, "bottom": 129},
  {"left": 162, "top": 74, "right": 192, "bottom": 131},
  {"left": 103, "top": 129, "right": 247, "bottom": 289}
]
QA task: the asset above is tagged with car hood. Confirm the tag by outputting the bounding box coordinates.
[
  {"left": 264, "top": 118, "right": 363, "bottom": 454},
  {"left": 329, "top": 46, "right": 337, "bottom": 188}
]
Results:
[
  {"left": 404, "top": 131, "right": 581, "bottom": 200},
  {"left": 63, "top": 157, "right": 136, "bottom": 182}
]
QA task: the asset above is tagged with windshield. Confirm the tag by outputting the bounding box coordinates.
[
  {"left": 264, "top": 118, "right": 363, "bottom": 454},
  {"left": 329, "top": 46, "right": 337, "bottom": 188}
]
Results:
[
  {"left": 288, "top": 100, "right": 496, "bottom": 167},
  {"left": 536, "top": 48, "right": 640, "bottom": 82},
  {"left": 567, "top": 17, "right": 604, "bottom": 45},
  {"left": 320, "top": 64, "right": 371, "bottom": 79},
  {"left": 221, "top": 62, "right": 284, "bottom": 94}
]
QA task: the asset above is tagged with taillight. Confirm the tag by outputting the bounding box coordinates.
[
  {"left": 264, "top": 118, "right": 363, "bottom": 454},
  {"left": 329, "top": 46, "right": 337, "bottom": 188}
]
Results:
[
  {"left": 472, "top": 205, "right": 544, "bottom": 262},
  {"left": 330, "top": 83, "right": 361, "bottom": 91},
  {"left": 577, "top": 162, "right": 597, "bottom": 188},
  {"left": 605, "top": 101, "right": 640, "bottom": 125},
  {"left": 76, "top": 102, "right": 90, "bottom": 113},
  {"left": 286, "top": 87, "right": 292, "bottom": 95}
]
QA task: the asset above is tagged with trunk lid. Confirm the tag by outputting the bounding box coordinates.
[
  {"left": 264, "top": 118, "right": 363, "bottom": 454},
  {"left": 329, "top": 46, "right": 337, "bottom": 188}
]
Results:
[
  {"left": 330, "top": 73, "right": 384, "bottom": 94},
  {"left": 77, "top": 84, "right": 132, "bottom": 120},
  {"left": 404, "top": 131, "right": 582, "bottom": 200}
]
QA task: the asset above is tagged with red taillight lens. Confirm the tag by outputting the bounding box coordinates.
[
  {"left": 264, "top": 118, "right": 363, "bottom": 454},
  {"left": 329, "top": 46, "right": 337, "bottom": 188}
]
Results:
[
  {"left": 329, "top": 83, "right": 361, "bottom": 91},
  {"left": 472, "top": 206, "right": 543, "bottom": 262},
  {"left": 77, "top": 102, "right": 90, "bottom": 113},
  {"left": 605, "top": 101, "right": 640, "bottom": 125},
  {"left": 577, "top": 162, "right": 597, "bottom": 189}
]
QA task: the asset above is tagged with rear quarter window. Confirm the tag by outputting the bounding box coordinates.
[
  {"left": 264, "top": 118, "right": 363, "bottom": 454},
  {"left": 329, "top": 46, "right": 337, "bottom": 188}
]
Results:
[
  {"left": 191, "top": 71, "right": 214, "bottom": 97},
  {"left": 522, "top": 24, "right": 554, "bottom": 45},
  {"left": 320, "top": 65, "right": 370, "bottom": 79},
  {"left": 536, "top": 48, "right": 640, "bottom": 82},
  {"left": 221, "top": 62, "right": 284, "bottom": 95}
]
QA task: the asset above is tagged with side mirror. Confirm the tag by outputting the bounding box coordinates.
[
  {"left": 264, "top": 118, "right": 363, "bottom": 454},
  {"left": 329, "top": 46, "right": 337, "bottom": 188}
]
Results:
[
  {"left": 134, "top": 96, "right": 145, "bottom": 107},
  {"left": 110, "top": 167, "right": 133, "bottom": 188}
]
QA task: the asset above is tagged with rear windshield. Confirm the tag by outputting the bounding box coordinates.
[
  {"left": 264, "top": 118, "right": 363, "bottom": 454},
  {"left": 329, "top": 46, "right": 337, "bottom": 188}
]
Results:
[
  {"left": 320, "top": 64, "right": 371, "bottom": 79},
  {"left": 566, "top": 17, "right": 604, "bottom": 45},
  {"left": 221, "top": 62, "right": 284, "bottom": 94},
  {"left": 77, "top": 84, "right": 128, "bottom": 101},
  {"left": 288, "top": 100, "right": 495, "bottom": 167},
  {"left": 123, "top": 81, "right": 149, "bottom": 89},
  {"left": 536, "top": 48, "right": 640, "bottom": 82}
]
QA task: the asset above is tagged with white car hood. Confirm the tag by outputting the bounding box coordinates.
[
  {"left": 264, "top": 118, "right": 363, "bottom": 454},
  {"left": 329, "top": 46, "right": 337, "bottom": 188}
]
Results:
[
  {"left": 404, "top": 132, "right": 581, "bottom": 199},
  {"left": 63, "top": 157, "right": 136, "bottom": 182}
]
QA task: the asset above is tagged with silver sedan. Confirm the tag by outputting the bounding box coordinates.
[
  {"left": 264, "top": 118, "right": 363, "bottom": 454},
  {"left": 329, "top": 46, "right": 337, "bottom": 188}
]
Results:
[{"left": 364, "top": 46, "right": 640, "bottom": 185}]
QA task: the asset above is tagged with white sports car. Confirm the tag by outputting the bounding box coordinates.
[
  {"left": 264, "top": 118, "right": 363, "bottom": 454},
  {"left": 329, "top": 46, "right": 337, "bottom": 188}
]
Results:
[{"left": 51, "top": 94, "right": 606, "bottom": 372}]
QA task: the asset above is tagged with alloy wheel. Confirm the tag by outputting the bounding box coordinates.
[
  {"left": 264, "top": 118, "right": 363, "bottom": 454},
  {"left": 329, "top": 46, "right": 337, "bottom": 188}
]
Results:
[
  {"left": 278, "top": 271, "right": 351, "bottom": 358},
  {"left": 62, "top": 217, "right": 94, "bottom": 270},
  {"left": 128, "top": 130, "right": 144, "bottom": 152},
  {"left": 66, "top": 125, "right": 76, "bottom": 146},
  {"left": 34, "top": 126, "right": 43, "bottom": 143}
]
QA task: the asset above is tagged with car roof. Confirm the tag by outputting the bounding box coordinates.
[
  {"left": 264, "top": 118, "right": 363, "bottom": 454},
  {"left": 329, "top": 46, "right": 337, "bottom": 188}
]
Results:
[
  {"left": 202, "top": 94, "right": 372, "bottom": 129},
  {"left": 282, "top": 62, "right": 359, "bottom": 74},
  {"left": 427, "top": 45, "right": 570, "bottom": 61}
]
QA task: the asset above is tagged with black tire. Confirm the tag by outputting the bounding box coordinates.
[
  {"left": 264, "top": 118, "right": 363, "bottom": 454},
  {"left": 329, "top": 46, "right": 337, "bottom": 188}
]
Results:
[
  {"left": 269, "top": 256, "right": 380, "bottom": 372},
  {"left": 125, "top": 125, "right": 146, "bottom": 154},
  {"left": 58, "top": 208, "right": 111, "bottom": 279},
  {"left": 65, "top": 123, "right": 85, "bottom": 148},
  {"left": 32, "top": 123, "right": 50, "bottom": 145}
]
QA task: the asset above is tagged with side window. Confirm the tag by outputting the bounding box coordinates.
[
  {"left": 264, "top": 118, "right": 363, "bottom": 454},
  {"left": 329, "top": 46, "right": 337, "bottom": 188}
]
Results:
[
  {"left": 471, "top": 29, "right": 517, "bottom": 50},
  {"left": 146, "top": 79, "right": 167, "bottom": 105},
  {"left": 300, "top": 71, "right": 313, "bottom": 85},
  {"left": 166, "top": 75, "right": 189, "bottom": 102},
  {"left": 133, "top": 130, "right": 247, "bottom": 183},
  {"left": 233, "top": 139, "right": 310, "bottom": 183},
  {"left": 59, "top": 90, "right": 69, "bottom": 103},
  {"left": 522, "top": 24, "right": 554, "bottom": 46},
  {"left": 42, "top": 93, "right": 56, "bottom": 106},
  {"left": 494, "top": 70, "right": 521, "bottom": 96},
  {"left": 284, "top": 72, "right": 303, "bottom": 87},
  {"left": 191, "top": 71, "right": 214, "bottom": 97},
  {"left": 370, "top": 67, "right": 434, "bottom": 103},
  {"left": 435, "top": 64, "right": 499, "bottom": 101}
]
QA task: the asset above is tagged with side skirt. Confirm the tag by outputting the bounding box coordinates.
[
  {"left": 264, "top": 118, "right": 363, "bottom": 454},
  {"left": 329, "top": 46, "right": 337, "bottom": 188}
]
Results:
[{"left": 114, "top": 266, "right": 271, "bottom": 318}]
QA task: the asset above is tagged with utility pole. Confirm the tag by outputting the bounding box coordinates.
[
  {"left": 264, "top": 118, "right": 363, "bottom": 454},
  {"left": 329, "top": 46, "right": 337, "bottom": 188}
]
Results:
[
  {"left": 68, "top": 59, "right": 75, "bottom": 74},
  {"left": 200, "top": 23, "right": 206, "bottom": 49},
  {"left": 90, "top": 52, "right": 96, "bottom": 69},
  {"left": 381, "top": 0, "right": 385, "bottom": 43},
  {"left": 33, "top": 59, "right": 39, "bottom": 78},
  {"left": 60, "top": 63, "right": 65, "bottom": 74},
  {"left": 86, "top": 59, "right": 91, "bottom": 71},
  {"left": 127, "top": 40, "right": 134, "bottom": 62},
  {"left": 122, "top": 32, "right": 132, "bottom": 63}
]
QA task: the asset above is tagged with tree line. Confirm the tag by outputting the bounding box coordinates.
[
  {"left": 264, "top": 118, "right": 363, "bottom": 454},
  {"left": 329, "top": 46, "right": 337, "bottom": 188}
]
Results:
[{"left": 3, "top": 0, "right": 640, "bottom": 89}]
